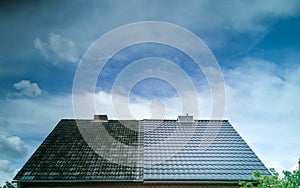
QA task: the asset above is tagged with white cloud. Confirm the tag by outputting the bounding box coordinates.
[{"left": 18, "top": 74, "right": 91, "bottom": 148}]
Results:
[
  {"left": 34, "top": 33, "right": 79, "bottom": 64},
  {"left": 94, "top": 91, "right": 183, "bottom": 120},
  {"left": 0, "top": 135, "right": 27, "bottom": 159},
  {"left": 224, "top": 58, "right": 300, "bottom": 172},
  {"left": 40, "top": 0, "right": 300, "bottom": 56},
  {"left": 0, "top": 160, "right": 18, "bottom": 187},
  {"left": 97, "top": 0, "right": 299, "bottom": 33},
  {"left": 12, "top": 80, "right": 41, "bottom": 97},
  {"left": 0, "top": 96, "right": 74, "bottom": 139},
  {"left": 210, "top": 0, "right": 300, "bottom": 32},
  {"left": 0, "top": 133, "right": 24, "bottom": 188},
  {"left": 74, "top": 91, "right": 211, "bottom": 121},
  {"left": 0, "top": 160, "right": 14, "bottom": 173},
  {"left": 225, "top": 58, "right": 300, "bottom": 135}
]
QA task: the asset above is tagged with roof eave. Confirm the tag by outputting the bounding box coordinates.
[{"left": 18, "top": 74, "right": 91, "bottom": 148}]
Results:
[
  {"left": 143, "top": 178, "right": 257, "bottom": 184},
  {"left": 13, "top": 179, "right": 143, "bottom": 183},
  {"left": 13, "top": 179, "right": 258, "bottom": 184}
]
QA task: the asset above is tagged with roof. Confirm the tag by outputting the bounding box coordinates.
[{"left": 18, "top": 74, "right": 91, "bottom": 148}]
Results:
[
  {"left": 14, "top": 120, "right": 141, "bottom": 182},
  {"left": 142, "top": 120, "right": 270, "bottom": 181},
  {"left": 14, "top": 118, "right": 270, "bottom": 183}
]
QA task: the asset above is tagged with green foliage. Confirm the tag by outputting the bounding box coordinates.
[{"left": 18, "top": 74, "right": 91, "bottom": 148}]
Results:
[
  {"left": 240, "top": 159, "right": 300, "bottom": 188},
  {"left": 0, "top": 181, "right": 16, "bottom": 188}
]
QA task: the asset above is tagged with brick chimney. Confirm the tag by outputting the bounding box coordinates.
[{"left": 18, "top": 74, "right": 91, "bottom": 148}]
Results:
[{"left": 93, "top": 114, "right": 108, "bottom": 122}]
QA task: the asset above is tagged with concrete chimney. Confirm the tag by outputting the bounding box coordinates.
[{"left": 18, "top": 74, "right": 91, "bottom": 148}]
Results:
[{"left": 177, "top": 115, "right": 193, "bottom": 122}]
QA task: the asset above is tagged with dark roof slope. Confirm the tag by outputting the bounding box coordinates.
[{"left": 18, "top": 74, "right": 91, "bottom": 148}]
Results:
[
  {"left": 14, "top": 119, "right": 270, "bottom": 182},
  {"left": 14, "top": 120, "right": 142, "bottom": 182}
]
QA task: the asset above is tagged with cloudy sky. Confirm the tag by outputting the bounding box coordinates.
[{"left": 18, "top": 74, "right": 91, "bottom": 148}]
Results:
[{"left": 1, "top": 0, "right": 300, "bottom": 185}]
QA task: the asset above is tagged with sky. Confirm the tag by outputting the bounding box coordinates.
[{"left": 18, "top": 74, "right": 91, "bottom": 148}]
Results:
[{"left": 0, "top": 0, "right": 300, "bottom": 185}]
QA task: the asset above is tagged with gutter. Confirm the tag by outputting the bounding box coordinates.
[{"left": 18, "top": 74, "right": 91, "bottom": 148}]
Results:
[
  {"left": 13, "top": 179, "right": 143, "bottom": 183},
  {"left": 143, "top": 179, "right": 258, "bottom": 184},
  {"left": 13, "top": 179, "right": 257, "bottom": 184}
]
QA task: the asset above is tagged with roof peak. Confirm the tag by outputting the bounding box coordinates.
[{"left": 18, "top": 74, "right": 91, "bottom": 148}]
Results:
[{"left": 60, "top": 119, "right": 228, "bottom": 121}]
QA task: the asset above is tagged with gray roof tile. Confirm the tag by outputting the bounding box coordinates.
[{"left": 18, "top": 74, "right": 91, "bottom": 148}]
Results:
[
  {"left": 14, "top": 119, "right": 270, "bottom": 182},
  {"left": 142, "top": 120, "right": 270, "bottom": 180}
]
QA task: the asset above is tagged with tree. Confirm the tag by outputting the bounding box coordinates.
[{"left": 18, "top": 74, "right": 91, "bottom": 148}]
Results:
[
  {"left": 0, "top": 181, "right": 16, "bottom": 188},
  {"left": 240, "top": 159, "right": 300, "bottom": 188}
]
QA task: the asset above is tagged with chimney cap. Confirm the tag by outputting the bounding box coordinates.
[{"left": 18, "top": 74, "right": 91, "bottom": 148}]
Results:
[{"left": 93, "top": 114, "right": 108, "bottom": 121}]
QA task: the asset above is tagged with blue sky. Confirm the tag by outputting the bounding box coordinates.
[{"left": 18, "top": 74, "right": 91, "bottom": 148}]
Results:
[{"left": 1, "top": 0, "right": 300, "bottom": 185}]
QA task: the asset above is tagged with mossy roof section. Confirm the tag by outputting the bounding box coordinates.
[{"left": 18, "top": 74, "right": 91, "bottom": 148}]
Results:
[{"left": 14, "top": 119, "right": 141, "bottom": 181}]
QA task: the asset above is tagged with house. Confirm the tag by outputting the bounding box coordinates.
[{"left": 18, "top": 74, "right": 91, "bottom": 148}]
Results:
[{"left": 14, "top": 115, "right": 270, "bottom": 187}]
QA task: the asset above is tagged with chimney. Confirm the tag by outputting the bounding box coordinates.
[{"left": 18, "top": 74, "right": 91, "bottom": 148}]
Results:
[
  {"left": 93, "top": 114, "right": 108, "bottom": 122},
  {"left": 177, "top": 114, "right": 193, "bottom": 122}
]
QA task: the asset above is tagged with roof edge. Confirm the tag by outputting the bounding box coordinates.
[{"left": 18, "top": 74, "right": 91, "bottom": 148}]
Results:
[
  {"left": 13, "top": 179, "right": 257, "bottom": 184},
  {"left": 144, "top": 179, "right": 257, "bottom": 184},
  {"left": 13, "top": 179, "right": 143, "bottom": 183}
]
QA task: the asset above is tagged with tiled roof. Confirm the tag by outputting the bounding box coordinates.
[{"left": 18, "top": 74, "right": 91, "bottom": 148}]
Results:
[
  {"left": 142, "top": 120, "right": 270, "bottom": 181},
  {"left": 14, "top": 120, "right": 142, "bottom": 181},
  {"left": 14, "top": 118, "right": 270, "bottom": 182}
]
